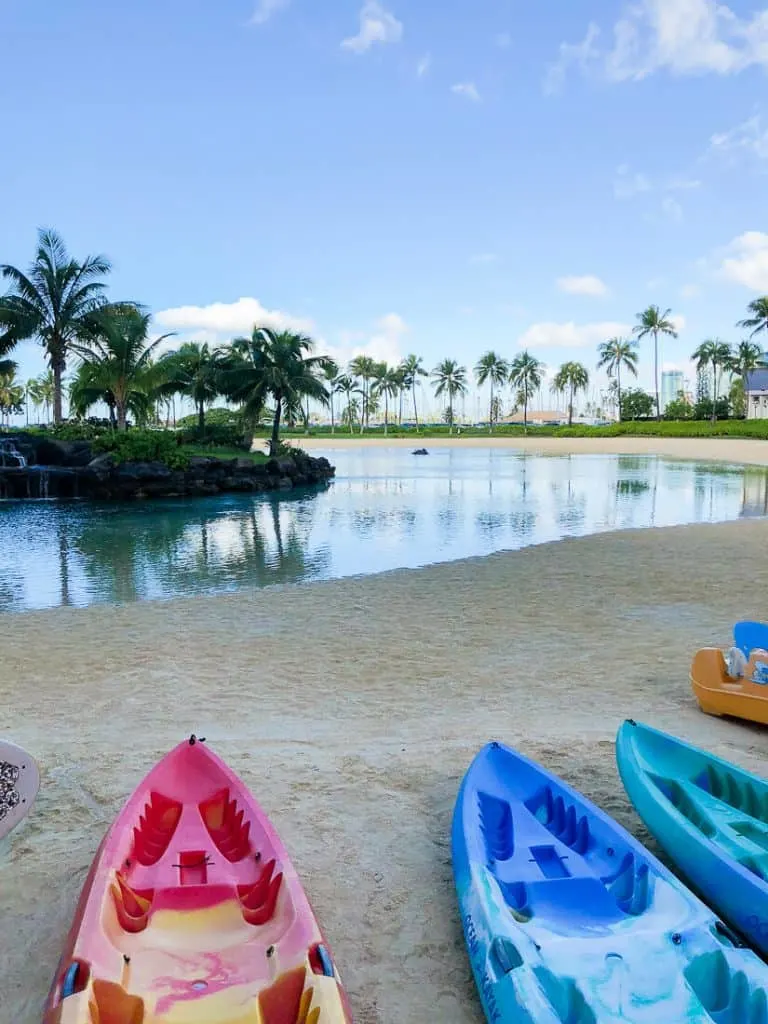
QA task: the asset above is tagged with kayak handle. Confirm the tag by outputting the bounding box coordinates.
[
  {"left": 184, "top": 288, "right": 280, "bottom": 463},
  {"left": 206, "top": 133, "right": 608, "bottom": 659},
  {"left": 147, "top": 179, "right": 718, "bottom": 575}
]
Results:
[{"left": 714, "top": 920, "right": 747, "bottom": 948}]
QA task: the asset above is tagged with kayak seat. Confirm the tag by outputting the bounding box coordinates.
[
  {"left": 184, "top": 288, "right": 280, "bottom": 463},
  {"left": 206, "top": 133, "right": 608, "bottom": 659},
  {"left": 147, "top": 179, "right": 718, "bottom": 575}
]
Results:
[
  {"left": 130, "top": 792, "right": 182, "bottom": 867},
  {"left": 693, "top": 767, "right": 768, "bottom": 822},
  {"left": 649, "top": 775, "right": 718, "bottom": 839},
  {"left": 524, "top": 786, "right": 591, "bottom": 856},
  {"left": 684, "top": 950, "right": 768, "bottom": 1024},
  {"left": 89, "top": 980, "right": 145, "bottom": 1024},
  {"left": 237, "top": 858, "right": 284, "bottom": 926},
  {"left": 199, "top": 788, "right": 253, "bottom": 863}
]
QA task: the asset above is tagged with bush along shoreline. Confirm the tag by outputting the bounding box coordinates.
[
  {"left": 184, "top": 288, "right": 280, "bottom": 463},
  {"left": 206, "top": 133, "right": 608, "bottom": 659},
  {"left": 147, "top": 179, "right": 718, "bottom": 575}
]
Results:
[{"left": 0, "top": 430, "right": 334, "bottom": 501}]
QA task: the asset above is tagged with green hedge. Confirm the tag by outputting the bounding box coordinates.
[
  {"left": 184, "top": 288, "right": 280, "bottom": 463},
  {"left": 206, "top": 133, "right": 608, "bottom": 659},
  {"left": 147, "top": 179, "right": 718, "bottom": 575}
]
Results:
[{"left": 93, "top": 430, "right": 189, "bottom": 469}]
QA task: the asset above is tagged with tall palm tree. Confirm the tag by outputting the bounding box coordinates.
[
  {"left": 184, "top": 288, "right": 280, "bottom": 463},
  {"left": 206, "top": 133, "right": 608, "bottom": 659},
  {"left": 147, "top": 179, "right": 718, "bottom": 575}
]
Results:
[
  {"left": 0, "top": 229, "right": 111, "bottom": 423},
  {"left": 633, "top": 305, "right": 678, "bottom": 421},
  {"left": 321, "top": 361, "right": 340, "bottom": 433},
  {"left": 71, "top": 303, "right": 173, "bottom": 430},
  {"left": 692, "top": 339, "right": 733, "bottom": 425},
  {"left": 157, "top": 341, "right": 222, "bottom": 434},
  {"left": 27, "top": 371, "right": 55, "bottom": 424},
  {"left": 431, "top": 359, "right": 467, "bottom": 434},
  {"left": 220, "top": 327, "right": 331, "bottom": 455},
  {"left": 738, "top": 297, "right": 768, "bottom": 339},
  {"left": 553, "top": 361, "right": 589, "bottom": 426},
  {"left": 0, "top": 331, "right": 17, "bottom": 378},
  {"left": 372, "top": 362, "right": 400, "bottom": 436},
  {"left": 596, "top": 338, "right": 638, "bottom": 422},
  {"left": 399, "top": 354, "right": 428, "bottom": 429},
  {"left": 0, "top": 373, "right": 24, "bottom": 426},
  {"left": 474, "top": 351, "right": 510, "bottom": 432},
  {"left": 509, "top": 351, "right": 544, "bottom": 431},
  {"left": 348, "top": 354, "right": 377, "bottom": 431},
  {"left": 731, "top": 340, "right": 765, "bottom": 406},
  {"left": 334, "top": 375, "right": 360, "bottom": 434}
]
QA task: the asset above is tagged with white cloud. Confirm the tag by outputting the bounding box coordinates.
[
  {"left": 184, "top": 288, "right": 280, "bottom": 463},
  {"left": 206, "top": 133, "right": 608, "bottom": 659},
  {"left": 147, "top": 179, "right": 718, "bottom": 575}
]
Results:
[
  {"left": 251, "top": 0, "right": 289, "bottom": 25},
  {"left": 719, "top": 231, "right": 768, "bottom": 291},
  {"left": 324, "top": 313, "right": 408, "bottom": 368},
  {"left": 557, "top": 274, "right": 609, "bottom": 297},
  {"left": 710, "top": 114, "right": 768, "bottom": 163},
  {"left": 680, "top": 283, "right": 700, "bottom": 298},
  {"left": 666, "top": 175, "right": 702, "bottom": 190},
  {"left": 517, "top": 320, "right": 632, "bottom": 350},
  {"left": 451, "top": 82, "right": 481, "bottom": 102},
  {"left": 154, "top": 297, "right": 315, "bottom": 340},
  {"left": 342, "top": 2, "right": 403, "bottom": 54},
  {"left": 470, "top": 252, "right": 497, "bottom": 265},
  {"left": 670, "top": 314, "right": 687, "bottom": 334},
  {"left": 548, "top": 0, "right": 768, "bottom": 89},
  {"left": 614, "top": 164, "right": 652, "bottom": 199},
  {"left": 417, "top": 53, "right": 431, "bottom": 77},
  {"left": 496, "top": 32, "right": 512, "bottom": 49}
]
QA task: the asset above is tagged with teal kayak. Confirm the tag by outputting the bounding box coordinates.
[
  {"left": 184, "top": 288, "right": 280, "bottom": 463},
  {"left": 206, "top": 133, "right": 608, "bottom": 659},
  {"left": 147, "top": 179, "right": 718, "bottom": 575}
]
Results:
[{"left": 616, "top": 719, "right": 768, "bottom": 956}]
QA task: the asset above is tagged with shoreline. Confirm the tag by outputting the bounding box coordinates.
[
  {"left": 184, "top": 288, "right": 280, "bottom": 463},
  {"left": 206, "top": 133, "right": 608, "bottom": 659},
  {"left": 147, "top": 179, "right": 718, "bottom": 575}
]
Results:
[
  {"left": 4, "top": 520, "right": 768, "bottom": 1021},
  {"left": 295, "top": 434, "right": 768, "bottom": 466}
]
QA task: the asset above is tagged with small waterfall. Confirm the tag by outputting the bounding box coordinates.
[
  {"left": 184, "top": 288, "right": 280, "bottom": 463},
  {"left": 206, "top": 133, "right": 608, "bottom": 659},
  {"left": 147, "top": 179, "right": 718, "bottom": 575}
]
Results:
[{"left": 0, "top": 439, "right": 27, "bottom": 468}]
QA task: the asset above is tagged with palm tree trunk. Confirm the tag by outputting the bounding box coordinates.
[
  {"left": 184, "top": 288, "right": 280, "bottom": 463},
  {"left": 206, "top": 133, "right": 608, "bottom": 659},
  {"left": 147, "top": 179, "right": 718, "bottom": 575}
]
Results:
[
  {"left": 198, "top": 400, "right": 205, "bottom": 434},
  {"left": 384, "top": 392, "right": 389, "bottom": 436},
  {"left": 399, "top": 390, "right": 403, "bottom": 425},
  {"left": 617, "top": 366, "right": 622, "bottom": 422},
  {"left": 412, "top": 384, "right": 419, "bottom": 429},
  {"left": 270, "top": 395, "right": 282, "bottom": 456},
  {"left": 489, "top": 380, "right": 494, "bottom": 434},
  {"left": 117, "top": 402, "right": 128, "bottom": 431},
  {"left": 53, "top": 360, "right": 64, "bottom": 425},
  {"left": 569, "top": 385, "right": 574, "bottom": 426},
  {"left": 712, "top": 361, "right": 718, "bottom": 425},
  {"left": 653, "top": 329, "right": 660, "bottom": 421},
  {"left": 330, "top": 393, "right": 335, "bottom": 434},
  {"left": 448, "top": 393, "right": 453, "bottom": 435},
  {"left": 524, "top": 390, "right": 528, "bottom": 433}
]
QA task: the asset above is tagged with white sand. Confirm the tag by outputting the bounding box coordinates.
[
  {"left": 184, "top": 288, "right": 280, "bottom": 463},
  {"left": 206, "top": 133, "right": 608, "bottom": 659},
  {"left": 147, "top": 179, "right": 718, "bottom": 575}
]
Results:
[
  {"left": 3, "top": 516, "right": 768, "bottom": 1021},
  {"left": 298, "top": 434, "right": 768, "bottom": 466}
]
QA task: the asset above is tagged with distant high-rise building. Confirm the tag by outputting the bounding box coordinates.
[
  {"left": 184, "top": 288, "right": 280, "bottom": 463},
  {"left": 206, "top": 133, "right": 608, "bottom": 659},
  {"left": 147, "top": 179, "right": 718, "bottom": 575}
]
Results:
[{"left": 661, "top": 370, "right": 684, "bottom": 412}]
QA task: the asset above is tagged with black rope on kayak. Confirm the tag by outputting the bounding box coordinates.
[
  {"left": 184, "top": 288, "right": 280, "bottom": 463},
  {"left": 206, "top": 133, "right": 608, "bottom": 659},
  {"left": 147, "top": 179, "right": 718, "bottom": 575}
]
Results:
[
  {"left": 172, "top": 854, "right": 213, "bottom": 869},
  {"left": 123, "top": 955, "right": 131, "bottom": 964},
  {"left": 188, "top": 734, "right": 207, "bottom": 745},
  {"left": 266, "top": 945, "right": 275, "bottom": 958}
]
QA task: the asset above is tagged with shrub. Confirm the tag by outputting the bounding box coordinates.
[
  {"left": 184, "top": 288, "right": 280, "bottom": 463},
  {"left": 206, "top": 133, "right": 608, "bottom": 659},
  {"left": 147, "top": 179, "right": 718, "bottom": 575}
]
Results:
[
  {"left": 177, "top": 423, "right": 250, "bottom": 450},
  {"left": 177, "top": 407, "right": 240, "bottom": 429},
  {"left": 93, "top": 430, "right": 189, "bottom": 469}
]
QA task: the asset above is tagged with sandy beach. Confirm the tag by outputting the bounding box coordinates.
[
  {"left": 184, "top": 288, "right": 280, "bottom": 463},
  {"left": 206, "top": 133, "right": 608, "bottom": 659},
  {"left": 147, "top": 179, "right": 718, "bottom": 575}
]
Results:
[
  {"left": 299, "top": 434, "right": 768, "bottom": 466},
  {"left": 3, "top": 513, "right": 768, "bottom": 1022}
]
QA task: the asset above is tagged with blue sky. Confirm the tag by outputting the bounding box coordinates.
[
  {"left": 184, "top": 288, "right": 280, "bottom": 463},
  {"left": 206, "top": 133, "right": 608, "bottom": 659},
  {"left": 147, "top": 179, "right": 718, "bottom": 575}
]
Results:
[{"left": 2, "top": 0, "right": 768, "bottom": 417}]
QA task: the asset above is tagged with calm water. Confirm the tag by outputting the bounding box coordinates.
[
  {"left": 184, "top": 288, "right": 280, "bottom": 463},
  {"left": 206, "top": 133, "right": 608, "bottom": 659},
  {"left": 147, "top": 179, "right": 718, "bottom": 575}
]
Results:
[{"left": 1, "top": 449, "right": 767, "bottom": 614}]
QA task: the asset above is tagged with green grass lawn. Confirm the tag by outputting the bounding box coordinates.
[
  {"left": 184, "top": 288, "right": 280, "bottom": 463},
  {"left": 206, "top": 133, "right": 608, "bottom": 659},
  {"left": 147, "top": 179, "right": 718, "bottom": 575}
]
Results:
[
  {"left": 181, "top": 444, "right": 270, "bottom": 463},
  {"left": 263, "top": 421, "right": 768, "bottom": 441}
]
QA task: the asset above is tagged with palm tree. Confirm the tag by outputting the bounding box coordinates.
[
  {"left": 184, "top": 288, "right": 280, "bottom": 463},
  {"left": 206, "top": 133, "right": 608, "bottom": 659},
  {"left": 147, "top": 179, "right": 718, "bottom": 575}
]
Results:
[
  {"left": 692, "top": 339, "right": 733, "bottom": 424},
  {"left": 553, "top": 361, "right": 589, "bottom": 426},
  {"left": 399, "top": 354, "right": 428, "bottom": 429},
  {"left": 0, "top": 331, "right": 17, "bottom": 378},
  {"left": 509, "top": 351, "right": 544, "bottom": 431},
  {"left": 738, "top": 297, "right": 768, "bottom": 339},
  {"left": 0, "top": 229, "right": 111, "bottom": 423},
  {"left": 633, "top": 305, "right": 678, "bottom": 421},
  {"left": 596, "top": 338, "right": 638, "bottom": 422},
  {"left": 372, "top": 362, "right": 400, "bottom": 436},
  {"left": 0, "top": 373, "right": 24, "bottom": 426},
  {"left": 335, "top": 375, "right": 360, "bottom": 434},
  {"left": 730, "top": 340, "right": 765, "bottom": 407},
  {"left": 220, "top": 327, "right": 331, "bottom": 455},
  {"left": 157, "top": 341, "right": 222, "bottom": 434},
  {"left": 474, "top": 351, "right": 510, "bottom": 432},
  {"left": 348, "top": 355, "right": 377, "bottom": 431},
  {"left": 71, "top": 303, "right": 173, "bottom": 430},
  {"left": 431, "top": 358, "right": 467, "bottom": 434},
  {"left": 321, "top": 361, "right": 340, "bottom": 433},
  {"left": 27, "top": 371, "right": 55, "bottom": 424}
]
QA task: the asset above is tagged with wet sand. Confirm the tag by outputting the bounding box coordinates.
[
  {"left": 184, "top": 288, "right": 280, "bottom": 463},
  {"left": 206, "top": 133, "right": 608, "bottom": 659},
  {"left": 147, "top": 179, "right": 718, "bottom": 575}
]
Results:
[
  {"left": 3, "top": 519, "right": 768, "bottom": 1021},
  {"left": 299, "top": 434, "right": 768, "bottom": 466}
]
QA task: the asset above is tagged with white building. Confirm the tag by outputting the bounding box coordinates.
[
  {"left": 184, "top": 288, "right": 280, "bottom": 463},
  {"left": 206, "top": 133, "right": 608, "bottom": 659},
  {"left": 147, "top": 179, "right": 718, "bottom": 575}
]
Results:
[{"left": 746, "top": 368, "right": 768, "bottom": 419}]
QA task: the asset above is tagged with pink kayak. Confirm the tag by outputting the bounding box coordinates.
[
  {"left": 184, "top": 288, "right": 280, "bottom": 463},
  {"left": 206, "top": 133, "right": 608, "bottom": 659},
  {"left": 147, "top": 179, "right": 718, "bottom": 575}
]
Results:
[{"left": 44, "top": 736, "right": 353, "bottom": 1023}]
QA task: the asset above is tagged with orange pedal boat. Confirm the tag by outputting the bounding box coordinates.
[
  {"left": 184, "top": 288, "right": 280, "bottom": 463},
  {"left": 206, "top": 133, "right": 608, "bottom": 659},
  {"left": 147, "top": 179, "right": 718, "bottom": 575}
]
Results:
[
  {"left": 44, "top": 736, "right": 353, "bottom": 1024},
  {"left": 691, "top": 646, "right": 768, "bottom": 726}
]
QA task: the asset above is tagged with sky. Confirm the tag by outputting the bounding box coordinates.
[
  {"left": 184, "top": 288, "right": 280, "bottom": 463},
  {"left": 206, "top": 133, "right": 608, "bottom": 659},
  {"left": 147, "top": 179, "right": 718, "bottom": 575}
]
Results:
[{"left": 2, "top": 0, "right": 768, "bottom": 420}]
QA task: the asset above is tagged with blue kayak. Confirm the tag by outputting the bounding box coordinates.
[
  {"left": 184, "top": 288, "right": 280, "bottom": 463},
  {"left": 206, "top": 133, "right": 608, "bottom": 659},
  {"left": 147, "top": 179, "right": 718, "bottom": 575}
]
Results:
[
  {"left": 617, "top": 718, "right": 768, "bottom": 959},
  {"left": 453, "top": 740, "right": 768, "bottom": 1023},
  {"left": 735, "top": 621, "right": 768, "bottom": 658}
]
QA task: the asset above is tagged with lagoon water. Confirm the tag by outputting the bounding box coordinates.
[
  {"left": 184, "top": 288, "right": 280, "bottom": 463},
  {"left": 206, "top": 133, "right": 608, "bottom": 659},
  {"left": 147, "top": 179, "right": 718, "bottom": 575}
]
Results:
[{"left": 1, "top": 448, "right": 766, "bottom": 613}]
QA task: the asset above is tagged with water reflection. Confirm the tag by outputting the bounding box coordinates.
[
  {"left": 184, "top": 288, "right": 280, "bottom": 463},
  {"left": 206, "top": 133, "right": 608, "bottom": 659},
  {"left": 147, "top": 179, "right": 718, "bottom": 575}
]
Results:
[{"left": 0, "top": 450, "right": 765, "bottom": 613}]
